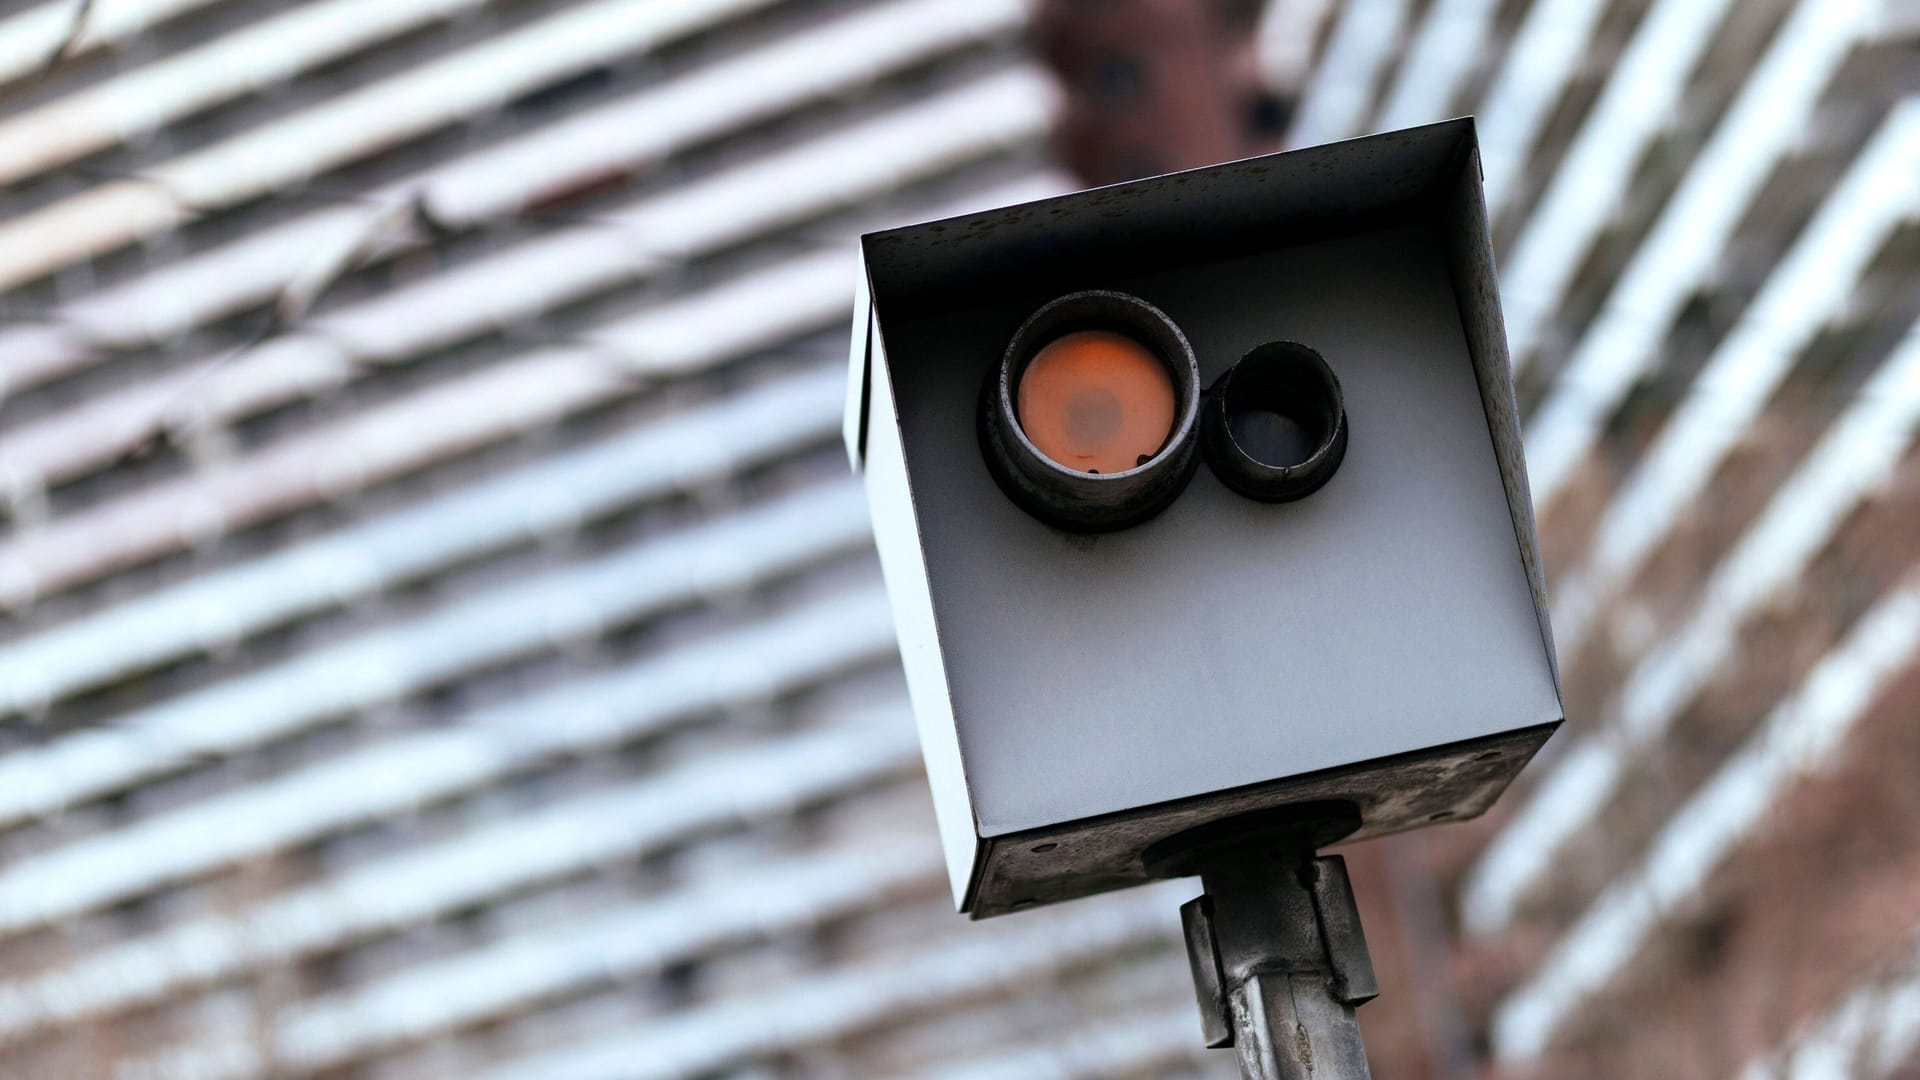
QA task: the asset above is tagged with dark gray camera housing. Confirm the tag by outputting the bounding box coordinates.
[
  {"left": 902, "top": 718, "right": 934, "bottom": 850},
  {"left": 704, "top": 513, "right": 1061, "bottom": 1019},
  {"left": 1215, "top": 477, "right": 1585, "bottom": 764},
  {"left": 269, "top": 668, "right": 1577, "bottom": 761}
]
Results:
[{"left": 845, "top": 119, "right": 1562, "bottom": 918}]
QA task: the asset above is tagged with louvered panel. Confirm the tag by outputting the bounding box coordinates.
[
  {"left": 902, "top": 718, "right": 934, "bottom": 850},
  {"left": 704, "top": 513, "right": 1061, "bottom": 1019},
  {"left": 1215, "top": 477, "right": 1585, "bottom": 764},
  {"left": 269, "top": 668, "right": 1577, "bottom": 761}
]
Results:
[
  {"left": 0, "top": 1, "right": 1236, "bottom": 1076},
  {"left": 1407, "top": 0, "right": 1920, "bottom": 1071},
  {"left": 9, "top": 0, "right": 1919, "bottom": 1075}
]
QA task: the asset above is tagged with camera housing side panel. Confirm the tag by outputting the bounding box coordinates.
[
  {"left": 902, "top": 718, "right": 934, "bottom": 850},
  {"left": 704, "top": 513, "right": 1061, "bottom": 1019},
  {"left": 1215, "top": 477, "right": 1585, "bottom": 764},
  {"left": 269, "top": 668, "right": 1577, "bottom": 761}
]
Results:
[{"left": 858, "top": 307, "right": 985, "bottom": 909}]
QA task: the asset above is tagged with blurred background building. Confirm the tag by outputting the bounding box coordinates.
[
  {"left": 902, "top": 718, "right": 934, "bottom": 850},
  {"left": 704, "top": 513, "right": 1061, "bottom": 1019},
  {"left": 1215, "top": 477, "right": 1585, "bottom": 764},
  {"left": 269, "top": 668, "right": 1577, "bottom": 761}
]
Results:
[{"left": 0, "top": 0, "right": 1914, "bottom": 1076}]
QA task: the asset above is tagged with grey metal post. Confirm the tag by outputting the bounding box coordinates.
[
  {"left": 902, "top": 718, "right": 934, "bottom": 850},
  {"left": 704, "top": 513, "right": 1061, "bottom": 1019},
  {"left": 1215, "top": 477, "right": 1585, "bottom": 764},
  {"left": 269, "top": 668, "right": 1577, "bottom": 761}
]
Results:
[{"left": 1177, "top": 841, "right": 1379, "bottom": 1079}]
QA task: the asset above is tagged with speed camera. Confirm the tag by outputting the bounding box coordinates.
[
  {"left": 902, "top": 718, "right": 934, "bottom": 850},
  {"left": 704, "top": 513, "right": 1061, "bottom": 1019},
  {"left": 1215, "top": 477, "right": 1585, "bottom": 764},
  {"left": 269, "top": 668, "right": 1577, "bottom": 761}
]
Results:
[{"left": 844, "top": 119, "right": 1562, "bottom": 918}]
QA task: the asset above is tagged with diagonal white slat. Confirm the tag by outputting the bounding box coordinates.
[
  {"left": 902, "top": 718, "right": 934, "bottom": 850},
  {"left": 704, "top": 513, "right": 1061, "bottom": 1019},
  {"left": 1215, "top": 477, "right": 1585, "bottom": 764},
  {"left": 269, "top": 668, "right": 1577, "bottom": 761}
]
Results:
[
  {"left": 0, "top": 0, "right": 783, "bottom": 293},
  {"left": 1370, "top": 0, "right": 1498, "bottom": 133},
  {"left": 1492, "top": 570, "right": 1920, "bottom": 1060},
  {"left": 0, "top": 172, "right": 1065, "bottom": 608},
  {"left": 1517, "top": 0, "right": 1889, "bottom": 498},
  {"left": 0, "top": 0, "right": 1030, "bottom": 402},
  {"left": 1285, "top": 0, "right": 1412, "bottom": 147},
  {"left": 0, "top": 363, "right": 846, "bottom": 716},
  {"left": 1472, "top": 0, "right": 1611, "bottom": 211},
  {"left": 0, "top": 0, "right": 492, "bottom": 187},
  {"left": 0, "top": 710, "right": 919, "bottom": 1042},
  {"left": 912, "top": 1007, "right": 1202, "bottom": 1080},
  {"left": 473, "top": 886, "right": 1186, "bottom": 1080},
  {"left": 1253, "top": 0, "right": 1334, "bottom": 94},
  {"left": 0, "top": 0, "right": 223, "bottom": 89},
  {"left": 1740, "top": 937, "right": 1920, "bottom": 1079},
  {"left": 271, "top": 836, "right": 944, "bottom": 1072},
  {"left": 1548, "top": 98, "right": 1920, "bottom": 660},
  {"left": 118, "top": 1040, "right": 252, "bottom": 1080},
  {"left": 1497, "top": 0, "right": 1743, "bottom": 368},
  {"left": 0, "top": 485, "right": 882, "bottom": 847},
  {"left": 1464, "top": 320, "right": 1920, "bottom": 934},
  {"left": 0, "top": 68, "right": 1057, "bottom": 495}
]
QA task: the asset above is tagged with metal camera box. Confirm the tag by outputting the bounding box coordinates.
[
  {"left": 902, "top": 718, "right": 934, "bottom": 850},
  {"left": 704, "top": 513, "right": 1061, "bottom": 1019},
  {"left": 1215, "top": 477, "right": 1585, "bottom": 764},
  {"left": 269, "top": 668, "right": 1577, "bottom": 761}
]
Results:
[{"left": 844, "top": 119, "right": 1562, "bottom": 917}]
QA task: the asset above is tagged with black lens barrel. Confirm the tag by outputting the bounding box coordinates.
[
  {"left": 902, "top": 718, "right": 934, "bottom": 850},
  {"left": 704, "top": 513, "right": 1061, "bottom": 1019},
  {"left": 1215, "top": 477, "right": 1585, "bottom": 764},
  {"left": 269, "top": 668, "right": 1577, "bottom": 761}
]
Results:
[
  {"left": 981, "top": 290, "right": 1202, "bottom": 532},
  {"left": 1201, "top": 341, "right": 1348, "bottom": 503}
]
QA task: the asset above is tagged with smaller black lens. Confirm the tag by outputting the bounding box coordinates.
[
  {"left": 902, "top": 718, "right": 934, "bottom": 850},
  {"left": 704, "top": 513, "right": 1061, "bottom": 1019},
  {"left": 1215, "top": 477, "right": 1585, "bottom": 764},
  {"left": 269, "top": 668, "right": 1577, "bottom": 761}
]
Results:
[{"left": 1202, "top": 341, "right": 1347, "bottom": 502}]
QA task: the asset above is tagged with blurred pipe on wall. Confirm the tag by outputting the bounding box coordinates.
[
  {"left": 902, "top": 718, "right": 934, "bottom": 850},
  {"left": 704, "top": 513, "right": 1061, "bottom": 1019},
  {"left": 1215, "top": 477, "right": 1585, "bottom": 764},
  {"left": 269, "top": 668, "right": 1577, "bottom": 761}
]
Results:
[{"left": 1033, "top": 0, "right": 1289, "bottom": 185}]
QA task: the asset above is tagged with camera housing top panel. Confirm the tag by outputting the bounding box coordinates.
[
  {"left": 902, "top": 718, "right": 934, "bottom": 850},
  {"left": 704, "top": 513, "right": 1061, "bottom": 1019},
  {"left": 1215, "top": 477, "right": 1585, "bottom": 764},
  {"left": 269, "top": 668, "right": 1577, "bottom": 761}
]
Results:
[{"left": 845, "top": 119, "right": 1562, "bottom": 918}]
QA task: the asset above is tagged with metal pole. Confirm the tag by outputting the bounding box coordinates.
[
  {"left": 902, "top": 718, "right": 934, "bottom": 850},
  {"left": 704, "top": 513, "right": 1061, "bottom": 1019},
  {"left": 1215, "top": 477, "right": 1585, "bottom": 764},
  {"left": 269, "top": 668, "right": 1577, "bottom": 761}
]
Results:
[{"left": 1175, "top": 837, "right": 1379, "bottom": 1079}]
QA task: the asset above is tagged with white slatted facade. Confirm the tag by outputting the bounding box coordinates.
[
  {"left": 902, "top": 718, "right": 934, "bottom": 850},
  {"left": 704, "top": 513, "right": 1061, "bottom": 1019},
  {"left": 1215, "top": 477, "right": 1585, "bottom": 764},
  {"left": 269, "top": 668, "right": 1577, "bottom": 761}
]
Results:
[
  {"left": 0, "top": 1, "right": 1226, "bottom": 1076},
  {"left": 6, "top": 0, "right": 1920, "bottom": 1076}
]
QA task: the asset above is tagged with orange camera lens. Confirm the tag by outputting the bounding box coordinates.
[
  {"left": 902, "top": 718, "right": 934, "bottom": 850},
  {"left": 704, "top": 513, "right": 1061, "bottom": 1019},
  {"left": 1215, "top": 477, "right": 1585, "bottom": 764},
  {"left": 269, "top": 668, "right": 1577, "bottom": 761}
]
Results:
[
  {"left": 1015, "top": 330, "right": 1177, "bottom": 475},
  {"left": 982, "top": 290, "right": 1200, "bottom": 531}
]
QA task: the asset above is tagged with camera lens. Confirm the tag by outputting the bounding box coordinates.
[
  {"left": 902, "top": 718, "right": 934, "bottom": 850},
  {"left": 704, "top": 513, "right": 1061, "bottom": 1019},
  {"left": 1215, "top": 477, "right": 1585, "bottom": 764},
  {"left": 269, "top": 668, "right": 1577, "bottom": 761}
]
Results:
[
  {"left": 1202, "top": 341, "right": 1347, "bottom": 502},
  {"left": 1016, "top": 330, "right": 1176, "bottom": 475},
  {"left": 982, "top": 291, "right": 1201, "bottom": 532}
]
